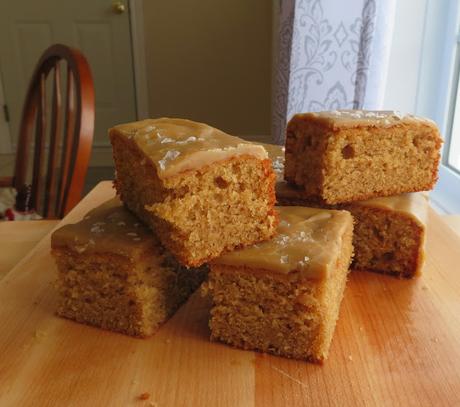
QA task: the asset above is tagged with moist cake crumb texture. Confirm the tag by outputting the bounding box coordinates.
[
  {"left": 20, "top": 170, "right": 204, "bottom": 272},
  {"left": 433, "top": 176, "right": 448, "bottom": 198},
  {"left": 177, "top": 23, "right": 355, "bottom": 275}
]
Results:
[
  {"left": 51, "top": 198, "right": 207, "bottom": 337},
  {"left": 205, "top": 206, "right": 354, "bottom": 362},
  {"left": 285, "top": 110, "right": 442, "bottom": 204},
  {"left": 110, "top": 118, "right": 278, "bottom": 267}
]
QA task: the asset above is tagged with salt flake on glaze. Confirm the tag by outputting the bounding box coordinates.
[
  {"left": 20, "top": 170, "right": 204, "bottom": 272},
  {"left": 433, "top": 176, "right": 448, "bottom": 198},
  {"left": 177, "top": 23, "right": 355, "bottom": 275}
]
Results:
[
  {"left": 273, "top": 157, "right": 284, "bottom": 173},
  {"left": 74, "top": 244, "right": 88, "bottom": 254},
  {"left": 306, "top": 212, "right": 332, "bottom": 222},
  {"left": 158, "top": 150, "right": 181, "bottom": 170},
  {"left": 275, "top": 235, "right": 290, "bottom": 246},
  {"left": 279, "top": 220, "right": 290, "bottom": 228},
  {"left": 329, "top": 110, "right": 342, "bottom": 116},
  {"left": 392, "top": 111, "right": 404, "bottom": 120},
  {"left": 159, "top": 137, "right": 176, "bottom": 144},
  {"left": 297, "top": 256, "right": 310, "bottom": 268},
  {"left": 90, "top": 225, "right": 104, "bottom": 234},
  {"left": 280, "top": 255, "right": 289, "bottom": 264}
]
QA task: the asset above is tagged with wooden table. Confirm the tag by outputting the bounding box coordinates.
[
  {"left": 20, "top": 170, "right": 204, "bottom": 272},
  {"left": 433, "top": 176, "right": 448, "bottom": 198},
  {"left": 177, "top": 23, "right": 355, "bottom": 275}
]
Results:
[
  {"left": 0, "top": 220, "right": 58, "bottom": 280},
  {"left": 443, "top": 214, "right": 460, "bottom": 238},
  {"left": 1, "top": 181, "right": 460, "bottom": 406}
]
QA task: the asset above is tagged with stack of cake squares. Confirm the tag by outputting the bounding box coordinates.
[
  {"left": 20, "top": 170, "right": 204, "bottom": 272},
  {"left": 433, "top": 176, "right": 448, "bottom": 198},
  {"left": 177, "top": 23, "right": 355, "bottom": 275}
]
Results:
[
  {"left": 51, "top": 110, "right": 442, "bottom": 364},
  {"left": 51, "top": 118, "right": 279, "bottom": 338},
  {"left": 277, "top": 110, "right": 442, "bottom": 278}
]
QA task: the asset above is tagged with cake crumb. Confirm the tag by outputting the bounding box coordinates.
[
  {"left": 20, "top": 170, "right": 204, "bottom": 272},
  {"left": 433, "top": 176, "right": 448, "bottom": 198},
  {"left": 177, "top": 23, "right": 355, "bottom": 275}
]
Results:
[
  {"left": 164, "top": 339, "right": 171, "bottom": 344},
  {"left": 34, "top": 330, "right": 47, "bottom": 341},
  {"left": 149, "top": 401, "right": 158, "bottom": 407},
  {"left": 348, "top": 355, "right": 353, "bottom": 361},
  {"left": 138, "top": 392, "right": 150, "bottom": 401}
]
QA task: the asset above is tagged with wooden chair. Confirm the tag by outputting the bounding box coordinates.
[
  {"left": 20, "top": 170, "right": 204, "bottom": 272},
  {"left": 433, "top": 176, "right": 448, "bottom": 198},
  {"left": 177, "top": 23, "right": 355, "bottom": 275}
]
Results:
[{"left": 0, "top": 44, "right": 95, "bottom": 219}]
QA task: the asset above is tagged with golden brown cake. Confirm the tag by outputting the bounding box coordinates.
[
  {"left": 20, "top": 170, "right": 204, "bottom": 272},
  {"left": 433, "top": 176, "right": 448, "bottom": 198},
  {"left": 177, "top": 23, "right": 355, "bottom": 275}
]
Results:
[
  {"left": 285, "top": 110, "right": 442, "bottom": 204},
  {"left": 277, "top": 181, "right": 428, "bottom": 278},
  {"left": 110, "top": 118, "right": 278, "bottom": 267},
  {"left": 204, "top": 206, "right": 354, "bottom": 363},
  {"left": 51, "top": 198, "right": 207, "bottom": 337},
  {"left": 265, "top": 143, "right": 428, "bottom": 278}
]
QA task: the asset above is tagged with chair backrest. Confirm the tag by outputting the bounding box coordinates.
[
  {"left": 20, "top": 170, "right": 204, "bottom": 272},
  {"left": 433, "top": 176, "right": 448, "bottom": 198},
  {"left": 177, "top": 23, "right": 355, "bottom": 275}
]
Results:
[{"left": 14, "top": 44, "right": 95, "bottom": 219}]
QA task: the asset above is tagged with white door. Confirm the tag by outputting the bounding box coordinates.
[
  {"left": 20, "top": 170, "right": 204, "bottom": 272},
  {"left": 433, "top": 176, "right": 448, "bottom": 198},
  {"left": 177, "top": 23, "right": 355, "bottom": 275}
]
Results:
[{"left": 0, "top": 0, "right": 137, "bottom": 158}]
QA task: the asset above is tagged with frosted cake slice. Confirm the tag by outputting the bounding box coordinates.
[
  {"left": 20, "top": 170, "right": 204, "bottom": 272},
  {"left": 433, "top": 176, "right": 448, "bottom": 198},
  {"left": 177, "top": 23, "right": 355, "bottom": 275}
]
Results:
[
  {"left": 285, "top": 110, "right": 442, "bottom": 204},
  {"left": 204, "top": 206, "right": 354, "bottom": 363},
  {"left": 110, "top": 118, "right": 278, "bottom": 267},
  {"left": 51, "top": 198, "right": 207, "bottom": 337}
]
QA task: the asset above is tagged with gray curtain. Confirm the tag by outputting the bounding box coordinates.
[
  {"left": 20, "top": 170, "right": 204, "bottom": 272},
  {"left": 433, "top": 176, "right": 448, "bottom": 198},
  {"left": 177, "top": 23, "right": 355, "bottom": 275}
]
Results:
[{"left": 273, "top": 0, "right": 396, "bottom": 143}]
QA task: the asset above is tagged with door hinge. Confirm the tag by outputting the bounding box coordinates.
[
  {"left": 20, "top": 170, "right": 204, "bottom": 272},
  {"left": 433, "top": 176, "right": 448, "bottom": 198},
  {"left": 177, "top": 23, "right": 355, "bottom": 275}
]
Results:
[{"left": 3, "top": 104, "right": 9, "bottom": 122}]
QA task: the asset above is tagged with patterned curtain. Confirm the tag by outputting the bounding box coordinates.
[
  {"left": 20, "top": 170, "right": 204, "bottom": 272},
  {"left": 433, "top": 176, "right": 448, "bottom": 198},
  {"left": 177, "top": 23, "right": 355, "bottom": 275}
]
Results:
[{"left": 273, "top": 0, "right": 396, "bottom": 143}]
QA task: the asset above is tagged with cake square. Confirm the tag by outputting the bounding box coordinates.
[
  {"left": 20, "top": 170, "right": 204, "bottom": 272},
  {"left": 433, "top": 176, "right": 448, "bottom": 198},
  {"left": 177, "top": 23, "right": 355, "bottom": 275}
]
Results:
[
  {"left": 277, "top": 181, "right": 427, "bottom": 278},
  {"left": 285, "top": 110, "right": 442, "bottom": 204},
  {"left": 205, "top": 206, "right": 354, "bottom": 363},
  {"left": 266, "top": 142, "right": 428, "bottom": 278},
  {"left": 110, "top": 118, "right": 278, "bottom": 267},
  {"left": 51, "top": 198, "right": 207, "bottom": 337}
]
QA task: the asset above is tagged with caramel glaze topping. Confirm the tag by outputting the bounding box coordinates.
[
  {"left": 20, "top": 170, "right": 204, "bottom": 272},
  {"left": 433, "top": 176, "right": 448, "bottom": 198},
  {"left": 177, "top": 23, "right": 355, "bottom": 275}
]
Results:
[
  {"left": 291, "top": 110, "right": 439, "bottom": 130},
  {"left": 51, "top": 198, "right": 157, "bottom": 256},
  {"left": 213, "top": 206, "right": 352, "bottom": 280},
  {"left": 109, "top": 118, "right": 268, "bottom": 179},
  {"left": 276, "top": 180, "right": 428, "bottom": 227}
]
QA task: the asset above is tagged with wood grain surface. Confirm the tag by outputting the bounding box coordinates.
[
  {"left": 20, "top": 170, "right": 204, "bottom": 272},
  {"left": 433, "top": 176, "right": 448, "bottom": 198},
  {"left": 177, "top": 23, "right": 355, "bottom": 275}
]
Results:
[
  {"left": 0, "top": 220, "right": 58, "bottom": 279},
  {"left": 1, "top": 181, "right": 459, "bottom": 407}
]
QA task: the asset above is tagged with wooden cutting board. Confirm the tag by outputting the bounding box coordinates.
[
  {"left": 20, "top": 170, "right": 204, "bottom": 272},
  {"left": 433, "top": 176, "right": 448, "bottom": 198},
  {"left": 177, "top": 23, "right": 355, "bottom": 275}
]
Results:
[{"left": 1, "top": 181, "right": 460, "bottom": 407}]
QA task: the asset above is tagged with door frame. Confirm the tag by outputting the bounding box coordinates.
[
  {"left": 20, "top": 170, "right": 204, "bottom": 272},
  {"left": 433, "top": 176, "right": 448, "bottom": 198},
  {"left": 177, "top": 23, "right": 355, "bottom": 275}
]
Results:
[
  {"left": 129, "top": 0, "right": 149, "bottom": 120},
  {"left": 0, "top": 70, "right": 12, "bottom": 154}
]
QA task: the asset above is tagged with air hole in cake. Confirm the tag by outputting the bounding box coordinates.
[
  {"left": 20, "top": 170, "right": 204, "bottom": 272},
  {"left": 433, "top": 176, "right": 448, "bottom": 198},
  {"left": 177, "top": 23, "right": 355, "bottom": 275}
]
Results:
[
  {"left": 372, "top": 226, "right": 384, "bottom": 241},
  {"left": 341, "top": 144, "right": 355, "bottom": 159},
  {"left": 214, "top": 176, "right": 229, "bottom": 189},
  {"left": 303, "top": 135, "right": 313, "bottom": 148},
  {"left": 287, "top": 131, "right": 295, "bottom": 141},
  {"left": 383, "top": 251, "right": 395, "bottom": 261}
]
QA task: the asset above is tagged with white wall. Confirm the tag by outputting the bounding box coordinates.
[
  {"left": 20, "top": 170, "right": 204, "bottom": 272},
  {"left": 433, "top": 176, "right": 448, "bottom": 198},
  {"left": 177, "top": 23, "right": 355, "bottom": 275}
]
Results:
[
  {"left": 384, "top": 0, "right": 460, "bottom": 213},
  {"left": 382, "top": 0, "right": 428, "bottom": 114},
  {"left": 383, "top": 0, "right": 454, "bottom": 129}
]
